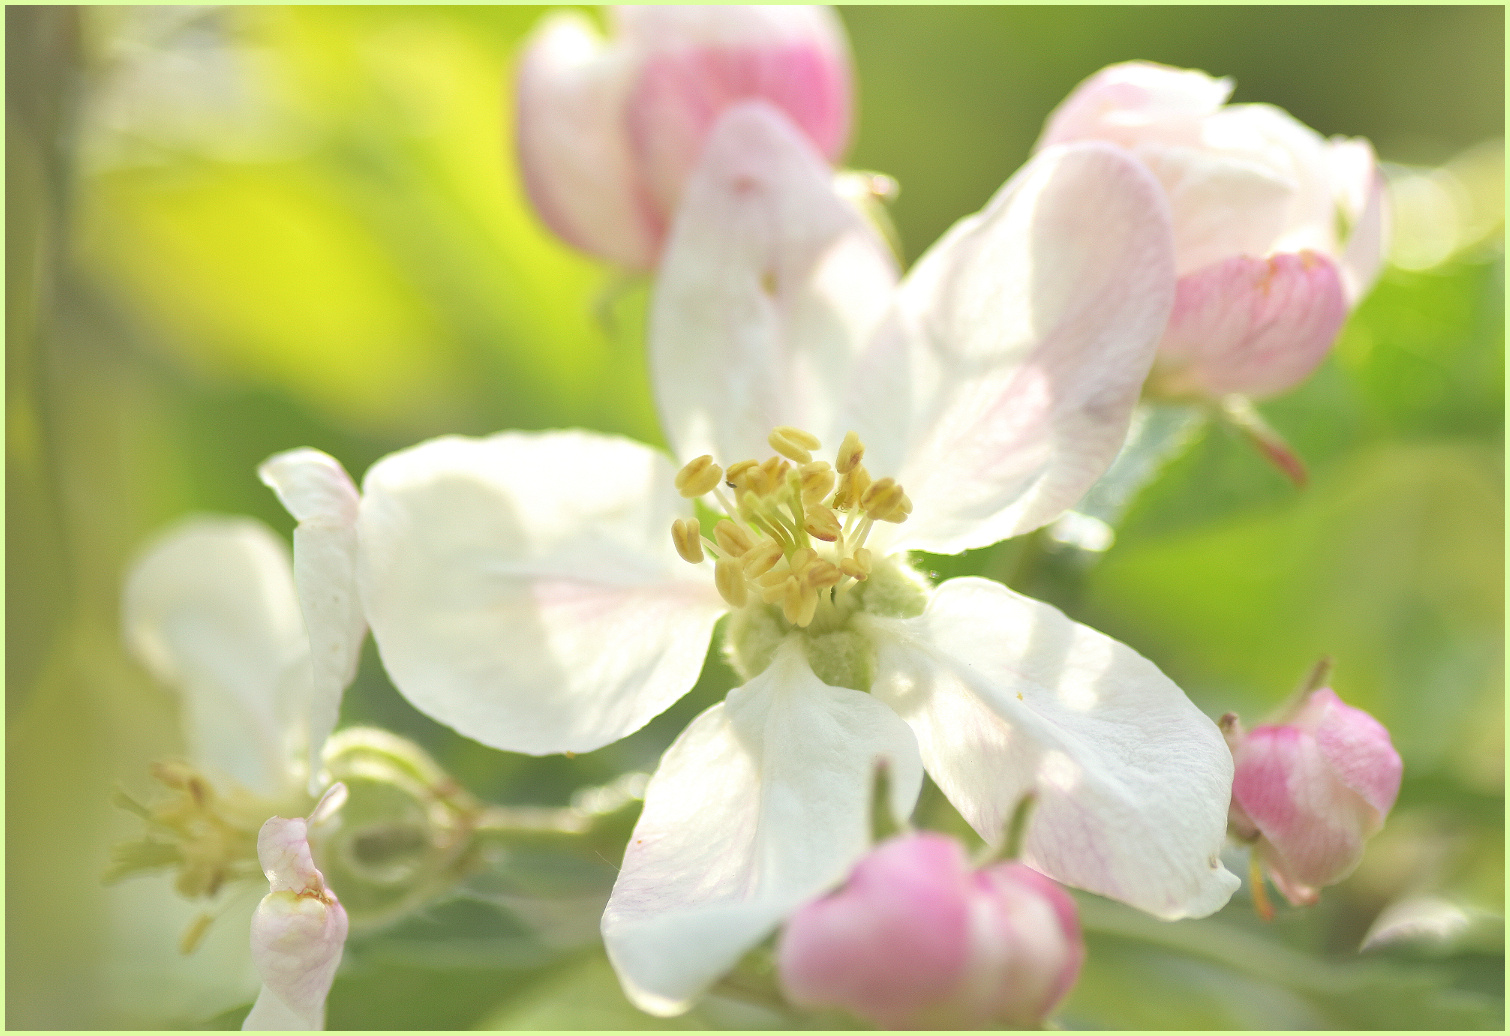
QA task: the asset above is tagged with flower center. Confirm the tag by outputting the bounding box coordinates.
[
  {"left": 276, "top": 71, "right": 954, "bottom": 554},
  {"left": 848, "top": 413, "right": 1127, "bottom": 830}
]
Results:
[{"left": 672, "top": 427, "right": 928, "bottom": 691}]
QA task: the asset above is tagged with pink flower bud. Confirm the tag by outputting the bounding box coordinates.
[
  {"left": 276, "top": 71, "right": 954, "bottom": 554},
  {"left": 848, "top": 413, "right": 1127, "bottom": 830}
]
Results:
[
  {"left": 1229, "top": 688, "right": 1402, "bottom": 907},
  {"left": 1039, "top": 61, "right": 1388, "bottom": 399},
  {"left": 777, "top": 834, "right": 1083, "bottom": 1030},
  {"left": 515, "top": 5, "right": 852, "bottom": 269}
]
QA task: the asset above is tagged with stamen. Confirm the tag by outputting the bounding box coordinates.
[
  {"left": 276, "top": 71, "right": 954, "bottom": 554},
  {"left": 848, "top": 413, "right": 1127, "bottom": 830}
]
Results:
[
  {"left": 839, "top": 547, "right": 872, "bottom": 581},
  {"left": 742, "top": 540, "right": 784, "bottom": 578},
  {"left": 714, "top": 519, "right": 754, "bottom": 558},
  {"left": 769, "top": 426, "right": 821, "bottom": 465},
  {"left": 805, "top": 505, "right": 841, "bottom": 542},
  {"left": 670, "top": 518, "right": 704, "bottom": 564},
  {"left": 861, "top": 477, "right": 907, "bottom": 522},
  {"left": 798, "top": 461, "right": 836, "bottom": 505},
  {"left": 835, "top": 464, "right": 872, "bottom": 511},
  {"left": 836, "top": 430, "right": 865, "bottom": 474},
  {"left": 803, "top": 559, "right": 843, "bottom": 589},
  {"left": 725, "top": 459, "right": 760, "bottom": 493},
  {"left": 762, "top": 574, "right": 797, "bottom": 605},
  {"left": 714, "top": 557, "right": 748, "bottom": 608},
  {"left": 675, "top": 455, "right": 723, "bottom": 498}
]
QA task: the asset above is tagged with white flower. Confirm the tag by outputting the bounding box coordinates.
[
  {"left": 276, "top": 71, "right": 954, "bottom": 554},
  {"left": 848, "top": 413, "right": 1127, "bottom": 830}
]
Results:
[
  {"left": 119, "top": 515, "right": 358, "bottom": 1026},
  {"left": 348, "top": 101, "right": 1239, "bottom": 1015}
]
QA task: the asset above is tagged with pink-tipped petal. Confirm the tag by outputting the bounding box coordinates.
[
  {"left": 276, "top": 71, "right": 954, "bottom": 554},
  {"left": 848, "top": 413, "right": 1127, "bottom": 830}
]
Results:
[
  {"left": 244, "top": 817, "right": 347, "bottom": 1031},
  {"left": 1154, "top": 251, "right": 1347, "bottom": 399},
  {"left": 1289, "top": 689, "right": 1403, "bottom": 818},
  {"left": 1038, "top": 61, "right": 1233, "bottom": 151},
  {"left": 515, "top": 10, "right": 661, "bottom": 268},
  {"left": 651, "top": 100, "right": 897, "bottom": 465},
  {"left": 847, "top": 142, "right": 1175, "bottom": 555},
  {"left": 259, "top": 449, "right": 366, "bottom": 793}
]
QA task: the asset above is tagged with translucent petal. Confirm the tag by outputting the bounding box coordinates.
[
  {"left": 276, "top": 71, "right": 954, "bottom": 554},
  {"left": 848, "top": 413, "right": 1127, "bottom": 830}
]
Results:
[
  {"left": 357, "top": 431, "right": 724, "bottom": 755},
  {"left": 602, "top": 639, "right": 923, "bottom": 1015},
  {"left": 863, "top": 578, "right": 1238, "bottom": 919}
]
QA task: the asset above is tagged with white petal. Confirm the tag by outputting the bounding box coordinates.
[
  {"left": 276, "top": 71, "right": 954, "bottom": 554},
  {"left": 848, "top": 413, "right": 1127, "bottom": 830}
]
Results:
[
  {"left": 515, "top": 10, "right": 661, "bottom": 268},
  {"left": 260, "top": 449, "right": 366, "bottom": 793},
  {"left": 862, "top": 578, "right": 1238, "bottom": 919},
  {"left": 849, "top": 143, "right": 1175, "bottom": 555},
  {"left": 602, "top": 639, "right": 923, "bottom": 1016},
  {"left": 1037, "top": 61, "right": 1233, "bottom": 151},
  {"left": 245, "top": 817, "right": 347, "bottom": 1031},
  {"left": 122, "top": 517, "right": 310, "bottom": 796},
  {"left": 650, "top": 100, "right": 897, "bottom": 465},
  {"left": 357, "top": 431, "right": 725, "bottom": 755},
  {"left": 1331, "top": 138, "right": 1389, "bottom": 304}
]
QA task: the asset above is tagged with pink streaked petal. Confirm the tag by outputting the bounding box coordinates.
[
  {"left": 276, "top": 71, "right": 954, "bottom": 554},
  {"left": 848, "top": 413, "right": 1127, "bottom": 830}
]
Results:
[
  {"left": 260, "top": 449, "right": 366, "bottom": 793},
  {"left": 863, "top": 578, "right": 1238, "bottom": 920},
  {"left": 1232, "top": 725, "right": 1373, "bottom": 892},
  {"left": 357, "top": 431, "right": 724, "bottom": 756},
  {"left": 849, "top": 142, "right": 1175, "bottom": 554},
  {"left": 1155, "top": 251, "right": 1347, "bottom": 399},
  {"left": 779, "top": 834, "right": 973, "bottom": 1028},
  {"left": 651, "top": 101, "right": 897, "bottom": 465},
  {"left": 515, "top": 11, "right": 661, "bottom": 268},
  {"left": 1295, "top": 689, "right": 1403, "bottom": 818},
  {"left": 602, "top": 639, "right": 923, "bottom": 1016},
  {"left": 1037, "top": 61, "right": 1233, "bottom": 151}
]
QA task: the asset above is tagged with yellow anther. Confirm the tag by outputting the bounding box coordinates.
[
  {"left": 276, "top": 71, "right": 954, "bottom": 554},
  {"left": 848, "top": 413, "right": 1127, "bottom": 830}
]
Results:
[
  {"left": 675, "top": 455, "right": 723, "bottom": 498},
  {"left": 804, "top": 505, "right": 842, "bottom": 542},
  {"left": 788, "top": 547, "right": 819, "bottom": 574},
  {"left": 742, "top": 540, "right": 784, "bottom": 578},
  {"left": 714, "top": 520, "right": 754, "bottom": 558},
  {"left": 836, "top": 431, "right": 865, "bottom": 474},
  {"left": 761, "top": 574, "right": 796, "bottom": 605},
  {"left": 783, "top": 581, "right": 820, "bottom": 627},
  {"left": 840, "top": 547, "right": 873, "bottom": 581},
  {"left": 835, "top": 464, "right": 872, "bottom": 511},
  {"left": 757, "top": 563, "right": 793, "bottom": 588},
  {"left": 714, "top": 557, "right": 749, "bottom": 608},
  {"left": 799, "top": 462, "right": 836, "bottom": 505},
  {"left": 670, "top": 518, "right": 704, "bottom": 564},
  {"left": 725, "top": 459, "right": 760, "bottom": 492},
  {"left": 769, "top": 426, "right": 821, "bottom": 464},
  {"left": 803, "top": 559, "right": 843, "bottom": 589},
  {"left": 862, "top": 477, "right": 906, "bottom": 521}
]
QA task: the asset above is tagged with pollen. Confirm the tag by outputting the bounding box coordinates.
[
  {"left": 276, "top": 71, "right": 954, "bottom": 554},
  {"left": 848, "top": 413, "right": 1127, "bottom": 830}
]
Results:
[{"left": 668, "top": 426, "right": 908, "bottom": 628}]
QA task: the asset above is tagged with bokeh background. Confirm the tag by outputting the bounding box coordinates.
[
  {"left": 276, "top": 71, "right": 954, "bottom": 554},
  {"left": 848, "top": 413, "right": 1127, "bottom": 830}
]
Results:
[{"left": 7, "top": 5, "right": 1504, "bottom": 1029}]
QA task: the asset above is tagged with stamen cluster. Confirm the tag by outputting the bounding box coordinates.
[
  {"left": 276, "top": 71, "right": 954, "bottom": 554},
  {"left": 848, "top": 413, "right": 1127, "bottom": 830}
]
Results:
[{"left": 670, "top": 427, "right": 911, "bottom": 628}]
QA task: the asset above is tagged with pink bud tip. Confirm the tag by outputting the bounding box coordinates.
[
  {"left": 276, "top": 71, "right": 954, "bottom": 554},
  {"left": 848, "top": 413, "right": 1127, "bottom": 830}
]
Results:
[{"left": 777, "top": 834, "right": 1083, "bottom": 1029}]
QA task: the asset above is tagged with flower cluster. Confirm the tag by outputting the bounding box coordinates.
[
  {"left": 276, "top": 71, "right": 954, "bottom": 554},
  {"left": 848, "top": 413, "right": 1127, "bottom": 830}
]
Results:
[{"left": 116, "top": 6, "right": 1403, "bottom": 1030}]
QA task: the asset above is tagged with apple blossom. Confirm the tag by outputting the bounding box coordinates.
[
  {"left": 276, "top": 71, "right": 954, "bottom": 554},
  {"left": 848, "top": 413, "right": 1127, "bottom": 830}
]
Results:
[
  {"left": 1224, "top": 688, "right": 1403, "bottom": 910},
  {"left": 348, "top": 101, "right": 1237, "bottom": 1014},
  {"left": 243, "top": 785, "right": 350, "bottom": 1031},
  {"left": 515, "top": 4, "right": 851, "bottom": 268},
  {"left": 777, "top": 833, "right": 1083, "bottom": 1029},
  {"left": 1039, "top": 61, "right": 1389, "bottom": 401}
]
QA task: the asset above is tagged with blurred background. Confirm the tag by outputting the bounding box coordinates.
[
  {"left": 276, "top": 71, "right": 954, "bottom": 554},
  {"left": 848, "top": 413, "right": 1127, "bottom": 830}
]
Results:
[{"left": 7, "top": 5, "right": 1503, "bottom": 1029}]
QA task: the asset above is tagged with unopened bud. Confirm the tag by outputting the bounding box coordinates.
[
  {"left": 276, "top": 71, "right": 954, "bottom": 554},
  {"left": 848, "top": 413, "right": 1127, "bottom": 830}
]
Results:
[
  {"left": 1229, "top": 687, "right": 1402, "bottom": 907},
  {"left": 778, "top": 834, "right": 1083, "bottom": 1029},
  {"left": 670, "top": 518, "right": 704, "bottom": 564},
  {"left": 675, "top": 455, "right": 722, "bottom": 498}
]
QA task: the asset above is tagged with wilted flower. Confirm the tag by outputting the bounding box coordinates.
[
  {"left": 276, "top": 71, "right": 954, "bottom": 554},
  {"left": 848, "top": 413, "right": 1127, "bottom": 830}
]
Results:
[
  {"left": 515, "top": 4, "right": 852, "bottom": 268},
  {"left": 243, "top": 786, "right": 350, "bottom": 1031},
  {"left": 344, "top": 101, "right": 1237, "bottom": 1014},
  {"left": 1223, "top": 687, "right": 1403, "bottom": 909},
  {"left": 1039, "top": 61, "right": 1389, "bottom": 401},
  {"left": 778, "top": 832, "right": 1083, "bottom": 1029}
]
